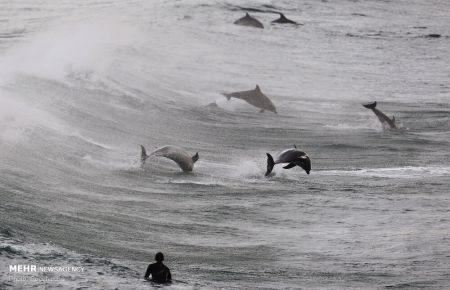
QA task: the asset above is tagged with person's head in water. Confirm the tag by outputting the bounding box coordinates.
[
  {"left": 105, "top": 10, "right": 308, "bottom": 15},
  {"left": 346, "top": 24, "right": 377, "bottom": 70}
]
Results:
[{"left": 155, "top": 252, "right": 164, "bottom": 263}]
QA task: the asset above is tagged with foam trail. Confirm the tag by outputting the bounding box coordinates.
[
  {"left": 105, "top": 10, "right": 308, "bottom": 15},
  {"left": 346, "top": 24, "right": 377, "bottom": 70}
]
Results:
[{"left": 317, "top": 166, "right": 450, "bottom": 178}]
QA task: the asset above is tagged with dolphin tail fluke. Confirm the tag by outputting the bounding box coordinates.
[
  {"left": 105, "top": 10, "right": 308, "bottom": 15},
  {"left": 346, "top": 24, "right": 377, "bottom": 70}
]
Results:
[
  {"left": 362, "top": 101, "right": 377, "bottom": 109},
  {"left": 140, "top": 145, "right": 149, "bottom": 166},
  {"left": 222, "top": 93, "right": 231, "bottom": 101},
  {"left": 192, "top": 152, "right": 199, "bottom": 163},
  {"left": 265, "top": 153, "right": 275, "bottom": 177}
]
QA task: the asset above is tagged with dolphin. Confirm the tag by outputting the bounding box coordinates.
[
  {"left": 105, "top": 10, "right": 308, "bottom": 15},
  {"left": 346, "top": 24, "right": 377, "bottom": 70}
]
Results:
[
  {"left": 265, "top": 145, "right": 311, "bottom": 176},
  {"left": 233, "top": 13, "right": 264, "bottom": 29},
  {"left": 362, "top": 101, "right": 397, "bottom": 129},
  {"left": 140, "top": 145, "right": 199, "bottom": 172},
  {"left": 222, "top": 85, "right": 277, "bottom": 114},
  {"left": 271, "top": 13, "right": 299, "bottom": 25}
]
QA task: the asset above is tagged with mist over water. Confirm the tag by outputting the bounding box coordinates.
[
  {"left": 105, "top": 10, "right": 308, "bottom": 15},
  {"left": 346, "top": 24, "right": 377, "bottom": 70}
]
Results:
[{"left": 1, "top": 0, "right": 449, "bottom": 289}]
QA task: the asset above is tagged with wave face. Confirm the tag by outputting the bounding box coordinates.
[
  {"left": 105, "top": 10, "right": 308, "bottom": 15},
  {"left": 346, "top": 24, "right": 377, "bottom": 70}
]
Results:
[{"left": 1, "top": 0, "right": 449, "bottom": 289}]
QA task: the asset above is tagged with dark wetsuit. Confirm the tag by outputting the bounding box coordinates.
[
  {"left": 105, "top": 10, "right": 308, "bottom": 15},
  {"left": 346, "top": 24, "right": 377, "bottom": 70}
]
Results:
[{"left": 144, "top": 262, "right": 171, "bottom": 283}]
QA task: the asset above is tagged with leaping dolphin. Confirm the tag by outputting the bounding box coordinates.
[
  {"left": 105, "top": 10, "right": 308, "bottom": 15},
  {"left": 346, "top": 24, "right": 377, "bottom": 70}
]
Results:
[
  {"left": 271, "top": 13, "right": 299, "bottom": 25},
  {"left": 233, "top": 13, "right": 264, "bottom": 29},
  {"left": 222, "top": 85, "right": 277, "bottom": 114},
  {"left": 362, "top": 101, "right": 397, "bottom": 129},
  {"left": 140, "top": 145, "right": 199, "bottom": 172},
  {"left": 265, "top": 144, "right": 311, "bottom": 176}
]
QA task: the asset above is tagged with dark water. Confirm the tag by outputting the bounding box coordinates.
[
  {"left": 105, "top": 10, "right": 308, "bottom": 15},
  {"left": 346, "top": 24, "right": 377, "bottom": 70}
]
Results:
[{"left": 1, "top": 0, "right": 449, "bottom": 289}]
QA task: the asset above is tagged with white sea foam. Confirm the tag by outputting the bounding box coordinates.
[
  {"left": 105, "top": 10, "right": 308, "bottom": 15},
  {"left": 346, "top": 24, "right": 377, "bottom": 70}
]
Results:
[
  {"left": 69, "top": 131, "right": 111, "bottom": 149},
  {"left": 324, "top": 120, "right": 383, "bottom": 131},
  {"left": 229, "top": 159, "right": 265, "bottom": 180},
  {"left": 318, "top": 166, "right": 450, "bottom": 178},
  {"left": 0, "top": 93, "right": 65, "bottom": 143},
  {"left": 0, "top": 15, "right": 140, "bottom": 84}
]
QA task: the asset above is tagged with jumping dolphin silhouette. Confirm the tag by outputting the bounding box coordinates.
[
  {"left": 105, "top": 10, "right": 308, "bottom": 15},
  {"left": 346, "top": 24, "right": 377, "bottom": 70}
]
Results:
[
  {"left": 271, "top": 13, "right": 299, "bottom": 25},
  {"left": 140, "top": 145, "right": 199, "bottom": 172},
  {"left": 362, "top": 101, "right": 397, "bottom": 129},
  {"left": 233, "top": 13, "right": 264, "bottom": 29},
  {"left": 265, "top": 144, "right": 311, "bottom": 176},
  {"left": 222, "top": 85, "right": 277, "bottom": 114}
]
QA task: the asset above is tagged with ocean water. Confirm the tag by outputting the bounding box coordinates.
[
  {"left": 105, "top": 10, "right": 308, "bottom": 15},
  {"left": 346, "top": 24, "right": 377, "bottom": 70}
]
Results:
[{"left": 1, "top": 0, "right": 449, "bottom": 289}]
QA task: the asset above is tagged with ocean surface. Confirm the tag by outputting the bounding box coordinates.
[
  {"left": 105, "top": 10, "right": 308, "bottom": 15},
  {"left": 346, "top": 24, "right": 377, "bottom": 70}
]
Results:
[{"left": 1, "top": 0, "right": 449, "bottom": 289}]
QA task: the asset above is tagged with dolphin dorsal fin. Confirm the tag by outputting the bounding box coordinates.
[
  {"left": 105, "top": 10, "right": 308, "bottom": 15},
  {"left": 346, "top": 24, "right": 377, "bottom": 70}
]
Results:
[
  {"left": 255, "top": 85, "right": 261, "bottom": 91},
  {"left": 246, "top": 12, "right": 250, "bottom": 17},
  {"left": 140, "top": 145, "right": 148, "bottom": 165},
  {"left": 392, "top": 116, "right": 395, "bottom": 122},
  {"left": 279, "top": 13, "right": 286, "bottom": 19},
  {"left": 293, "top": 144, "right": 297, "bottom": 148}
]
